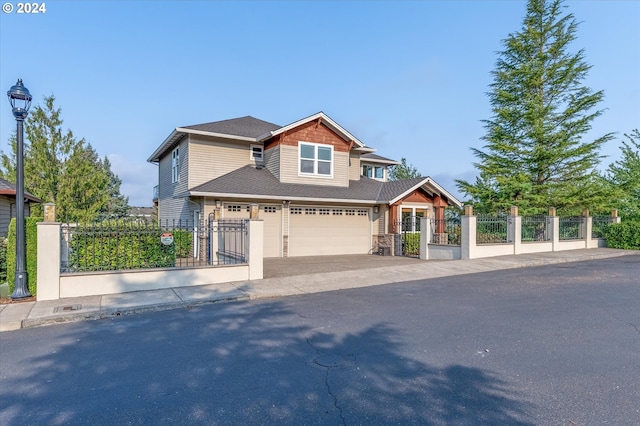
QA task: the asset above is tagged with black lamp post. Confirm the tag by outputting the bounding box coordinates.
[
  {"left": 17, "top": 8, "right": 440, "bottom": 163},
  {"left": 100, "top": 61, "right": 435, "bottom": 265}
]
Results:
[{"left": 7, "top": 79, "right": 32, "bottom": 299}]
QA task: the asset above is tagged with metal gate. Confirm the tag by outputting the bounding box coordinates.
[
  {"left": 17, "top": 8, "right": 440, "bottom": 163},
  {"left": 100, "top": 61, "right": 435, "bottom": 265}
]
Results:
[{"left": 393, "top": 216, "right": 421, "bottom": 257}]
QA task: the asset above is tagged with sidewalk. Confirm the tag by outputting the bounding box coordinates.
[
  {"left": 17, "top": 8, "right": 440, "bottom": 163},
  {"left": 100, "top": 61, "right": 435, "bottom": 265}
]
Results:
[{"left": 1, "top": 248, "right": 637, "bottom": 332}]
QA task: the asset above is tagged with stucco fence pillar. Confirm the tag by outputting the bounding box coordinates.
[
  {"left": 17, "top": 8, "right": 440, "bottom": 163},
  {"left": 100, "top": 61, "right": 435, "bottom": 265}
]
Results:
[{"left": 37, "top": 221, "right": 62, "bottom": 301}]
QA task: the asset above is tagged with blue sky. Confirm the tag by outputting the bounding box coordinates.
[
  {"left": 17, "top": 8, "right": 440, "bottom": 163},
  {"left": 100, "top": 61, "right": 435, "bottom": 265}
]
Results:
[{"left": 1, "top": 0, "right": 638, "bottom": 206}]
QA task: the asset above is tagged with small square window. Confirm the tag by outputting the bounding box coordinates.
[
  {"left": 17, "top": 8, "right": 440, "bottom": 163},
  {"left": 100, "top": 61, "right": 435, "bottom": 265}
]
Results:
[{"left": 250, "top": 144, "right": 264, "bottom": 161}]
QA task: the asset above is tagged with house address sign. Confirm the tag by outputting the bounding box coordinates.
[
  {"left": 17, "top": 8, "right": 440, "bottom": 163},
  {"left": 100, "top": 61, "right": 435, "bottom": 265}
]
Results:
[{"left": 160, "top": 233, "right": 174, "bottom": 245}]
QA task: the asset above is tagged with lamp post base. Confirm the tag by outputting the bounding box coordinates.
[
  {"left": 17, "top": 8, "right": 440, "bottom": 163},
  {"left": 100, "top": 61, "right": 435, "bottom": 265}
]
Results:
[{"left": 11, "top": 272, "right": 31, "bottom": 300}]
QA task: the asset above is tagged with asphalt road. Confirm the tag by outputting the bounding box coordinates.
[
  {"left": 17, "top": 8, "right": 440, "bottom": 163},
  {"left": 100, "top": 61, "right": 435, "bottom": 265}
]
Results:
[{"left": 1, "top": 257, "right": 639, "bottom": 425}]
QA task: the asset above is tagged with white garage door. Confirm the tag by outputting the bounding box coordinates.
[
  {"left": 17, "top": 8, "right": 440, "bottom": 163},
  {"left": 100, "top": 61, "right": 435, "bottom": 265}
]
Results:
[
  {"left": 289, "top": 206, "right": 371, "bottom": 256},
  {"left": 223, "top": 203, "right": 282, "bottom": 258}
]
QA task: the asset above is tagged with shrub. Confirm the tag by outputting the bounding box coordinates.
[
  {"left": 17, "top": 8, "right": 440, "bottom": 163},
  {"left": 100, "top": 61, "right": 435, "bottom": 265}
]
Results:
[
  {"left": 604, "top": 221, "right": 640, "bottom": 250},
  {"left": 8, "top": 217, "right": 40, "bottom": 295},
  {"left": 66, "top": 221, "right": 182, "bottom": 272},
  {"left": 0, "top": 237, "right": 7, "bottom": 283}
]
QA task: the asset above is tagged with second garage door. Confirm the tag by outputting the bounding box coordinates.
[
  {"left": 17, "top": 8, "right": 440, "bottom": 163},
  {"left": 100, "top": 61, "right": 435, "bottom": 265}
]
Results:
[
  {"left": 288, "top": 206, "right": 371, "bottom": 256},
  {"left": 223, "top": 203, "right": 282, "bottom": 258}
]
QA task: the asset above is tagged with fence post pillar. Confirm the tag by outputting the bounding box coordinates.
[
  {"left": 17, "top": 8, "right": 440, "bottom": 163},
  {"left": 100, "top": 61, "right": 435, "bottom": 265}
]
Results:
[
  {"left": 461, "top": 205, "right": 476, "bottom": 260},
  {"left": 247, "top": 219, "right": 263, "bottom": 280},
  {"left": 612, "top": 209, "right": 621, "bottom": 224},
  {"left": 583, "top": 210, "right": 593, "bottom": 248},
  {"left": 36, "top": 222, "right": 61, "bottom": 301},
  {"left": 508, "top": 206, "right": 520, "bottom": 255},
  {"left": 210, "top": 220, "right": 219, "bottom": 264},
  {"left": 548, "top": 208, "right": 560, "bottom": 252},
  {"left": 420, "top": 216, "right": 429, "bottom": 260}
]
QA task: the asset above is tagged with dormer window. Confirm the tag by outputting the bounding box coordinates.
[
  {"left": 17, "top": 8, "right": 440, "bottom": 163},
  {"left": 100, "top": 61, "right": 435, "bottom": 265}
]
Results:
[
  {"left": 299, "top": 142, "right": 333, "bottom": 177},
  {"left": 250, "top": 144, "right": 263, "bottom": 162},
  {"left": 362, "top": 164, "right": 385, "bottom": 180}
]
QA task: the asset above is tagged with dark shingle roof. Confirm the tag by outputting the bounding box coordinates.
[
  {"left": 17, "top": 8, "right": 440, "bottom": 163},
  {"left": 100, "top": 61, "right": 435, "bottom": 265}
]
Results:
[
  {"left": 191, "top": 166, "right": 382, "bottom": 201},
  {"left": 189, "top": 167, "right": 456, "bottom": 205},
  {"left": 181, "top": 116, "right": 281, "bottom": 139},
  {"left": 0, "top": 178, "right": 42, "bottom": 202},
  {"left": 360, "top": 153, "right": 399, "bottom": 164}
]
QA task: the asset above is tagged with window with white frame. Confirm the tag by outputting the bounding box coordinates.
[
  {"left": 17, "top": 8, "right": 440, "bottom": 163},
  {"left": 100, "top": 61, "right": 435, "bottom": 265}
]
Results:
[
  {"left": 250, "top": 144, "right": 263, "bottom": 162},
  {"left": 362, "top": 164, "right": 385, "bottom": 180},
  {"left": 171, "top": 147, "right": 180, "bottom": 183},
  {"left": 299, "top": 142, "right": 333, "bottom": 177}
]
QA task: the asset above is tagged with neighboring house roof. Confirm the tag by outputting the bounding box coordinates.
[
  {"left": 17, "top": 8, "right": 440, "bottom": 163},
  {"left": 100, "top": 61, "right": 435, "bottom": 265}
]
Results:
[
  {"left": 0, "top": 178, "right": 43, "bottom": 203},
  {"left": 128, "top": 206, "right": 155, "bottom": 217},
  {"left": 188, "top": 165, "right": 462, "bottom": 207},
  {"left": 360, "top": 153, "right": 400, "bottom": 166}
]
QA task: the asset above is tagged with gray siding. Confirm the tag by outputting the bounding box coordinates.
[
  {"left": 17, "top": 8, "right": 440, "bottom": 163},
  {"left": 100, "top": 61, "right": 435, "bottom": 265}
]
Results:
[
  {"left": 264, "top": 146, "right": 280, "bottom": 180},
  {"left": 0, "top": 197, "right": 10, "bottom": 237},
  {"left": 279, "top": 145, "right": 349, "bottom": 187},
  {"left": 158, "top": 139, "right": 190, "bottom": 223}
]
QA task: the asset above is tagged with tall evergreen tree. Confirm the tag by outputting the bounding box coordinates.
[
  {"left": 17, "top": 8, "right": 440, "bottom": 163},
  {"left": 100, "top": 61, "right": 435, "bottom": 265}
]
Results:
[
  {"left": 98, "top": 156, "right": 130, "bottom": 220},
  {"left": 457, "top": 0, "right": 613, "bottom": 215},
  {"left": 606, "top": 130, "right": 640, "bottom": 219},
  {"left": 0, "top": 95, "right": 129, "bottom": 221},
  {"left": 389, "top": 157, "right": 421, "bottom": 181}
]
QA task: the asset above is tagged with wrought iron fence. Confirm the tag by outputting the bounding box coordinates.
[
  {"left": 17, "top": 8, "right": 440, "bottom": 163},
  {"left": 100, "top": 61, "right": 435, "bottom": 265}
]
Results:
[
  {"left": 476, "top": 214, "right": 509, "bottom": 244},
  {"left": 521, "top": 215, "right": 550, "bottom": 242},
  {"left": 431, "top": 218, "right": 461, "bottom": 245},
  {"left": 559, "top": 216, "right": 584, "bottom": 240},
  {"left": 392, "top": 217, "right": 421, "bottom": 257},
  {"left": 591, "top": 216, "right": 615, "bottom": 239},
  {"left": 61, "top": 218, "right": 247, "bottom": 273}
]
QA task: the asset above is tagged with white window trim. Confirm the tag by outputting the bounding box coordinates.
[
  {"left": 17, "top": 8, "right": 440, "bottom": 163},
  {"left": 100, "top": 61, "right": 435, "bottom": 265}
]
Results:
[
  {"left": 362, "top": 163, "right": 386, "bottom": 181},
  {"left": 298, "top": 141, "right": 334, "bottom": 178},
  {"left": 250, "top": 144, "right": 264, "bottom": 161},
  {"left": 171, "top": 147, "right": 180, "bottom": 184}
]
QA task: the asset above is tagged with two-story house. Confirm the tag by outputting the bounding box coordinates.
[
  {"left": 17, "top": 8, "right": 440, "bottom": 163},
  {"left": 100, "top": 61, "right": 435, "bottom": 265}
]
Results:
[{"left": 148, "top": 112, "right": 461, "bottom": 257}]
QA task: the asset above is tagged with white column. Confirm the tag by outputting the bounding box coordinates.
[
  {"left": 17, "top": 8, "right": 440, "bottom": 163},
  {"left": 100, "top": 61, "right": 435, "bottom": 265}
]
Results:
[
  {"left": 461, "top": 215, "right": 477, "bottom": 260},
  {"left": 247, "top": 220, "right": 263, "bottom": 280},
  {"left": 36, "top": 222, "right": 61, "bottom": 301},
  {"left": 420, "top": 217, "right": 429, "bottom": 260}
]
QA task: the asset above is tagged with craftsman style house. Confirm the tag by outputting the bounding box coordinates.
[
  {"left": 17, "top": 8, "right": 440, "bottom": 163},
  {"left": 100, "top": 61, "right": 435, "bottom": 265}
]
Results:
[{"left": 148, "top": 112, "right": 461, "bottom": 257}]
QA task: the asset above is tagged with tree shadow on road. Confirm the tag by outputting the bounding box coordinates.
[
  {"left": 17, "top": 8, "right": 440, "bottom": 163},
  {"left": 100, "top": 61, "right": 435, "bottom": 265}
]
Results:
[{"left": 0, "top": 299, "right": 534, "bottom": 425}]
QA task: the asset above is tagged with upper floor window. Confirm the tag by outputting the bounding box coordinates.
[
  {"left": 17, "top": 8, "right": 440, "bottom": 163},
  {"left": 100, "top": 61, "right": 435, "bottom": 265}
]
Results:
[
  {"left": 250, "top": 144, "right": 263, "bottom": 162},
  {"left": 299, "top": 142, "right": 333, "bottom": 177},
  {"left": 362, "top": 164, "right": 385, "bottom": 180},
  {"left": 171, "top": 147, "right": 180, "bottom": 183}
]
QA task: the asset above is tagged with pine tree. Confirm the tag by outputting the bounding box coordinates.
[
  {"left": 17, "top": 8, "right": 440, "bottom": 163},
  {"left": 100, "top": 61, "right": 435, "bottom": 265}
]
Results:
[
  {"left": 457, "top": 0, "right": 613, "bottom": 215},
  {"left": 389, "top": 158, "right": 421, "bottom": 181},
  {"left": 0, "top": 95, "right": 129, "bottom": 221},
  {"left": 98, "top": 156, "right": 130, "bottom": 220},
  {"left": 606, "top": 130, "right": 640, "bottom": 219}
]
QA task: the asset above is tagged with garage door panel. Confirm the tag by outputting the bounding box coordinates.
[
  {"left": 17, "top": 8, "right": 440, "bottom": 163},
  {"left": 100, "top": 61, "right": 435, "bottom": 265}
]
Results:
[
  {"left": 289, "top": 207, "right": 371, "bottom": 257},
  {"left": 223, "top": 203, "right": 282, "bottom": 258}
]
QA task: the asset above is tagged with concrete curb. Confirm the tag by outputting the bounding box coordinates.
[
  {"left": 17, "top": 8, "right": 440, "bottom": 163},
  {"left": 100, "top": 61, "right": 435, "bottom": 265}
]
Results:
[{"left": 2, "top": 249, "right": 638, "bottom": 332}]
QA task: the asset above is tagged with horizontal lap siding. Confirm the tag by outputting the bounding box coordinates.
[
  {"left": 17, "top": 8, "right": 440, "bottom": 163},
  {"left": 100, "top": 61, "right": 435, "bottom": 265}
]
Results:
[
  {"left": 264, "top": 147, "right": 280, "bottom": 180},
  {"left": 189, "top": 136, "right": 254, "bottom": 189},
  {"left": 279, "top": 145, "right": 349, "bottom": 187},
  {"left": 158, "top": 139, "right": 190, "bottom": 223},
  {"left": 349, "top": 152, "right": 361, "bottom": 181}
]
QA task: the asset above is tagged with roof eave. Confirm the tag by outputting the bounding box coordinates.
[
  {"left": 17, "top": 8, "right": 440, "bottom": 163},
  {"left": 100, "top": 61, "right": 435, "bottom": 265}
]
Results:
[
  {"left": 388, "top": 177, "right": 462, "bottom": 207},
  {"left": 187, "top": 191, "right": 376, "bottom": 205}
]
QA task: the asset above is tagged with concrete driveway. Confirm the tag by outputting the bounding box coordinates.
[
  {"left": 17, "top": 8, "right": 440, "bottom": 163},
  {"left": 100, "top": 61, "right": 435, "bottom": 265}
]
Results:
[{"left": 263, "top": 254, "right": 429, "bottom": 278}]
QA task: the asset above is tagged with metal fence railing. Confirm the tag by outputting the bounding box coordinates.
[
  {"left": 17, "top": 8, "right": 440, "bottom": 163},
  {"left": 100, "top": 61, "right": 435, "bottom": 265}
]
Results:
[
  {"left": 521, "top": 215, "right": 550, "bottom": 242},
  {"left": 61, "top": 218, "right": 247, "bottom": 273},
  {"left": 431, "top": 218, "right": 461, "bottom": 245},
  {"left": 476, "top": 215, "right": 509, "bottom": 244},
  {"left": 559, "top": 216, "right": 584, "bottom": 240},
  {"left": 591, "top": 216, "right": 615, "bottom": 239}
]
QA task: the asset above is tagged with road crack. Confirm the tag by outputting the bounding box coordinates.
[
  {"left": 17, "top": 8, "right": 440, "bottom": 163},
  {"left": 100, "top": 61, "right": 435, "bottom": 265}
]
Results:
[{"left": 305, "top": 335, "right": 346, "bottom": 425}]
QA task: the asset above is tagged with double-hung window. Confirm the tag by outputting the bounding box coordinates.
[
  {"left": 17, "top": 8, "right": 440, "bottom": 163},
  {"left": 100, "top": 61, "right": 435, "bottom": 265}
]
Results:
[
  {"left": 250, "top": 144, "right": 263, "bottom": 162},
  {"left": 171, "top": 147, "right": 180, "bottom": 183},
  {"left": 299, "top": 142, "right": 333, "bottom": 177}
]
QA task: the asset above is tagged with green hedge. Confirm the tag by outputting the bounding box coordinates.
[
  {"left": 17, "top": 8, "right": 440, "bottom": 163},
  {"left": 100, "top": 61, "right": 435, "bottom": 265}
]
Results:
[
  {"left": 8, "top": 217, "right": 40, "bottom": 296},
  {"left": 604, "top": 221, "right": 640, "bottom": 250},
  {"left": 0, "top": 237, "right": 7, "bottom": 284},
  {"left": 66, "top": 221, "right": 193, "bottom": 272}
]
